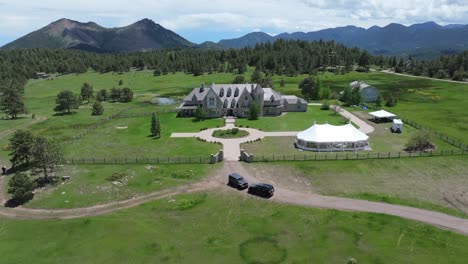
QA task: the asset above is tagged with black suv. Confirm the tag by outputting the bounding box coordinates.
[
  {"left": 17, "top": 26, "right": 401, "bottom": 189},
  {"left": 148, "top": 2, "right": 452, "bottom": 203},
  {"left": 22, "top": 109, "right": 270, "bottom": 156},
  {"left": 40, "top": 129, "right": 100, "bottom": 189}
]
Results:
[
  {"left": 248, "top": 183, "right": 275, "bottom": 197},
  {"left": 228, "top": 173, "right": 249, "bottom": 189}
]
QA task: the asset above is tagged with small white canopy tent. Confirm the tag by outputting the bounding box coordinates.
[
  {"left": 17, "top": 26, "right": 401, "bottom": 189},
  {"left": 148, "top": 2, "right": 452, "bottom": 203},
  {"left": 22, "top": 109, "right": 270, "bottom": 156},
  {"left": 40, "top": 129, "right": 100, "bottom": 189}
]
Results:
[
  {"left": 295, "top": 123, "right": 369, "bottom": 152},
  {"left": 369, "top": 110, "right": 396, "bottom": 122}
]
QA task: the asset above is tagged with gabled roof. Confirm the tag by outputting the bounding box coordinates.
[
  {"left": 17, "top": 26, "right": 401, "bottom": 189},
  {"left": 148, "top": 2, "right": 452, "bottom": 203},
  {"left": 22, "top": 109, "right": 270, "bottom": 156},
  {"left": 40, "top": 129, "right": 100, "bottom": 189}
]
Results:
[
  {"left": 282, "top": 95, "right": 307, "bottom": 104},
  {"left": 263, "top": 88, "right": 281, "bottom": 101},
  {"left": 296, "top": 123, "right": 369, "bottom": 143}
]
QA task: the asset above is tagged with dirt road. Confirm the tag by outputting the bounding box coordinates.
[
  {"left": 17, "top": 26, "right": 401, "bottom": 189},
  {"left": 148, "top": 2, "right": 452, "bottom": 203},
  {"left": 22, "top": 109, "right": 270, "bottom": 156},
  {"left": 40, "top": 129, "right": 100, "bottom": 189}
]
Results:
[
  {"left": 377, "top": 69, "right": 468, "bottom": 85},
  {"left": 1, "top": 162, "right": 467, "bottom": 236}
]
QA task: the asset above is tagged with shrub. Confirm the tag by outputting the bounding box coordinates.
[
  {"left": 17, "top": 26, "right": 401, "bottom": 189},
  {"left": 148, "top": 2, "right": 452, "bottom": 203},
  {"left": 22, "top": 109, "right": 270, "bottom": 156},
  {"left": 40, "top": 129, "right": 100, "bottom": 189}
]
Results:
[
  {"left": 405, "top": 130, "right": 434, "bottom": 152},
  {"left": 8, "top": 172, "right": 35, "bottom": 204},
  {"left": 231, "top": 128, "right": 239, "bottom": 134},
  {"left": 320, "top": 100, "right": 330, "bottom": 110}
]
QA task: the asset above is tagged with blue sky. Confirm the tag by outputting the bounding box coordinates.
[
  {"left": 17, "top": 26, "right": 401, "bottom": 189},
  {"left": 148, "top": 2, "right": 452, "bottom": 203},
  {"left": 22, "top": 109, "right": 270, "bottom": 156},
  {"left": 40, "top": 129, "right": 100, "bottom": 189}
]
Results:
[{"left": 1, "top": 0, "right": 467, "bottom": 46}]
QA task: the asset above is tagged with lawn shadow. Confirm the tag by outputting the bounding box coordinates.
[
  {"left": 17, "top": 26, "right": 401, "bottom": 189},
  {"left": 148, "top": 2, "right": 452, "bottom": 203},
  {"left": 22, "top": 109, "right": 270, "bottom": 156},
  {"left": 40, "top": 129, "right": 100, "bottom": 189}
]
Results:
[{"left": 53, "top": 112, "right": 78, "bottom": 117}]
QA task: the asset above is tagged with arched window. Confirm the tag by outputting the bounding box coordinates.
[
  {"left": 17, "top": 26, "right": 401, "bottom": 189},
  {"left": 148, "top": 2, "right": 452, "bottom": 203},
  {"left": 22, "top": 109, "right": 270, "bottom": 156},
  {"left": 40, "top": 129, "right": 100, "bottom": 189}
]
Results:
[
  {"left": 231, "top": 99, "right": 236, "bottom": 108},
  {"left": 227, "top": 88, "right": 232, "bottom": 97},
  {"left": 234, "top": 87, "right": 239, "bottom": 97},
  {"left": 223, "top": 99, "right": 228, "bottom": 108},
  {"left": 219, "top": 88, "right": 224, "bottom": 97}
]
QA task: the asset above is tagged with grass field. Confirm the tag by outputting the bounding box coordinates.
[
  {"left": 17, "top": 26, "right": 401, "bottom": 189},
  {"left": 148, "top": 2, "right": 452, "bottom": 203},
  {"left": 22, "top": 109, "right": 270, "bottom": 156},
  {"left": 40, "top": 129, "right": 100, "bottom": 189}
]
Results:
[
  {"left": 241, "top": 120, "right": 457, "bottom": 156},
  {"left": 23, "top": 164, "right": 217, "bottom": 209},
  {"left": 1, "top": 192, "right": 468, "bottom": 264},
  {"left": 236, "top": 106, "right": 345, "bottom": 131},
  {"left": 63, "top": 113, "right": 223, "bottom": 159},
  {"left": 247, "top": 156, "right": 468, "bottom": 217}
]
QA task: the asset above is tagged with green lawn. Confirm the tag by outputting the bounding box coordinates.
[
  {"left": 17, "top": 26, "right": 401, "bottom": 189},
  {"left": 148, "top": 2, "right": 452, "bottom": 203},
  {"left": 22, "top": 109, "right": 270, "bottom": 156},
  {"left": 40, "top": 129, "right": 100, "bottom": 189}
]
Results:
[
  {"left": 63, "top": 113, "right": 223, "bottom": 159},
  {"left": 247, "top": 156, "right": 468, "bottom": 217},
  {"left": 236, "top": 106, "right": 345, "bottom": 131},
  {"left": 22, "top": 164, "right": 217, "bottom": 209},
  {"left": 1, "top": 192, "right": 468, "bottom": 263}
]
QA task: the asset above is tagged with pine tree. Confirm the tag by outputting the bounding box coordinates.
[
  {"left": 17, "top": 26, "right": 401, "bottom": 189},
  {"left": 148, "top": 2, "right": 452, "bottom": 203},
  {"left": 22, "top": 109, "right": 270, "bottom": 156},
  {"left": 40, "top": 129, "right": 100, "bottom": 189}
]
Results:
[
  {"left": 0, "top": 87, "right": 26, "bottom": 119},
  {"left": 80, "top": 83, "right": 94, "bottom": 103},
  {"left": 91, "top": 101, "right": 104, "bottom": 116},
  {"left": 312, "top": 76, "right": 323, "bottom": 100},
  {"left": 155, "top": 116, "right": 161, "bottom": 138},
  {"left": 150, "top": 112, "right": 157, "bottom": 137},
  {"left": 54, "top": 90, "right": 80, "bottom": 114}
]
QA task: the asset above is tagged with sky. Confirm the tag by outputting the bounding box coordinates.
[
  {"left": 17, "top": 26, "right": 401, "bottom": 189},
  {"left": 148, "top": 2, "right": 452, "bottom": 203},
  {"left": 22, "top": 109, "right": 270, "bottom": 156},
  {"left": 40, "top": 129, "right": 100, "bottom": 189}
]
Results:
[{"left": 0, "top": 0, "right": 468, "bottom": 46}]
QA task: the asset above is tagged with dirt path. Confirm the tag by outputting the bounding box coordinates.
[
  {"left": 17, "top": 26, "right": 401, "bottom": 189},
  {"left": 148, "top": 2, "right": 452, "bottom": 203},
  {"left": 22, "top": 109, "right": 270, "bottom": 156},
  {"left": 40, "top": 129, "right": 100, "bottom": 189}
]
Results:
[
  {"left": 377, "top": 70, "right": 468, "bottom": 85},
  {"left": 1, "top": 162, "right": 468, "bottom": 236},
  {"left": 0, "top": 115, "right": 47, "bottom": 139}
]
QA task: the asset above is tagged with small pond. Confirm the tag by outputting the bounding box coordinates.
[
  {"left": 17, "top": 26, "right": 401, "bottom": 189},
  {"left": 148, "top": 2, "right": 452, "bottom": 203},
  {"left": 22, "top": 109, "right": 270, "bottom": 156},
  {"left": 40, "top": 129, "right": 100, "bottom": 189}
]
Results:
[{"left": 151, "top": 97, "right": 178, "bottom": 105}]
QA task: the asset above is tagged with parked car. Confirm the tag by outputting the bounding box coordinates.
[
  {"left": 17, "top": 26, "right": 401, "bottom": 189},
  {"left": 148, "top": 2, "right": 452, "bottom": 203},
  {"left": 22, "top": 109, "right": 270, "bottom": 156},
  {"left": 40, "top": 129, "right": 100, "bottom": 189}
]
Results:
[
  {"left": 248, "top": 183, "right": 274, "bottom": 197},
  {"left": 228, "top": 173, "right": 249, "bottom": 189}
]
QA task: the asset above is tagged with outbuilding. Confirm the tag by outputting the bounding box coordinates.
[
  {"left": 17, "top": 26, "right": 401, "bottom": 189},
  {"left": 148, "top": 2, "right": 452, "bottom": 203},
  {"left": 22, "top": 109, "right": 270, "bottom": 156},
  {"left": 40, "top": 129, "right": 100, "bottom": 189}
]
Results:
[
  {"left": 295, "top": 123, "right": 369, "bottom": 152},
  {"left": 391, "top": 119, "right": 403, "bottom": 133}
]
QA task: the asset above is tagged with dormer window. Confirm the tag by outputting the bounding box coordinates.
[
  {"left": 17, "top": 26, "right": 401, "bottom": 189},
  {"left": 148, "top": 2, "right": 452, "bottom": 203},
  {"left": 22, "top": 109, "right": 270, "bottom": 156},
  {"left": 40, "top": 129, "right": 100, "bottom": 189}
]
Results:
[
  {"left": 227, "top": 88, "right": 232, "bottom": 97},
  {"left": 223, "top": 99, "right": 228, "bottom": 108},
  {"left": 231, "top": 99, "right": 236, "bottom": 108},
  {"left": 234, "top": 87, "right": 239, "bottom": 97},
  {"left": 219, "top": 88, "right": 224, "bottom": 97},
  {"left": 270, "top": 95, "right": 275, "bottom": 102}
]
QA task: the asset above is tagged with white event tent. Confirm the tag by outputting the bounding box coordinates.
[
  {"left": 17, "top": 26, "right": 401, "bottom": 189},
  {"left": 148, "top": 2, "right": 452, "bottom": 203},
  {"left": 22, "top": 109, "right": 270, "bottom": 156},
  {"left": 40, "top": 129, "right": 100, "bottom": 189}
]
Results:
[
  {"left": 295, "top": 123, "right": 369, "bottom": 151},
  {"left": 369, "top": 110, "right": 396, "bottom": 122}
]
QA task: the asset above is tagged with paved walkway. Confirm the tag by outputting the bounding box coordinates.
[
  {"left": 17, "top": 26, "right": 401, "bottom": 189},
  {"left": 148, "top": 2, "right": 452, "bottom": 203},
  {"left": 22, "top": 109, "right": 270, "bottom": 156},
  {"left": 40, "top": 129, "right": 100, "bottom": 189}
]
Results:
[
  {"left": 331, "top": 105, "right": 375, "bottom": 134},
  {"left": 171, "top": 117, "right": 299, "bottom": 161}
]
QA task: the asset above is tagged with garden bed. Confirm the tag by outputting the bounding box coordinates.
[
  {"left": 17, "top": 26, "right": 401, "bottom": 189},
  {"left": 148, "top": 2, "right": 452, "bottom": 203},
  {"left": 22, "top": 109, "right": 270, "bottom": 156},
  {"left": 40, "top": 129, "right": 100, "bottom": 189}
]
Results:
[{"left": 212, "top": 128, "right": 249, "bottom": 138}]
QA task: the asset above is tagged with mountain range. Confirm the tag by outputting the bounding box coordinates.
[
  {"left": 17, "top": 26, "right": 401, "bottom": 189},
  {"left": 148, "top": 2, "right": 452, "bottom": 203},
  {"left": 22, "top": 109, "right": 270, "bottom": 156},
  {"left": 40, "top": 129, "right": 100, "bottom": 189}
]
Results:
[
  {"left": 1, "top": 18, "right": 193, "bottom": 53},
  {"left": 2, "top": 18, "right": 468, "bottom": 57}
]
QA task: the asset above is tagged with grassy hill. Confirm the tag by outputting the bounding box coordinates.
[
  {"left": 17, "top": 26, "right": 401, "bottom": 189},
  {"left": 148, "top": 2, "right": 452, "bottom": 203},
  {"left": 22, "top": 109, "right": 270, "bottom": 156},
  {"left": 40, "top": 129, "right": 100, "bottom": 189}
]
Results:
[{"left": 1, "top": 192, "right": 468, "bottom": 263}]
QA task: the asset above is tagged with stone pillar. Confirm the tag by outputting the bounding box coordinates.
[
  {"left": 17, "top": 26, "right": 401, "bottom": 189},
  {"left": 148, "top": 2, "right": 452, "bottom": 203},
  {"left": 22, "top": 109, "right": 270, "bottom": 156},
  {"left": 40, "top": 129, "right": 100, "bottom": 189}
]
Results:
[{"left": 219, "top": 149, "right": 224, "bottom": 162}]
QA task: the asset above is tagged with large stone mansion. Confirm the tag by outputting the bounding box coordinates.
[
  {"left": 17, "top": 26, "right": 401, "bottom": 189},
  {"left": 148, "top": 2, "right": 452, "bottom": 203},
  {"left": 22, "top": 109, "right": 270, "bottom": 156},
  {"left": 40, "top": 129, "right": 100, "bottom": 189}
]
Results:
[{"left": 178, "top": 83, "right": 307, "bottom": 118}]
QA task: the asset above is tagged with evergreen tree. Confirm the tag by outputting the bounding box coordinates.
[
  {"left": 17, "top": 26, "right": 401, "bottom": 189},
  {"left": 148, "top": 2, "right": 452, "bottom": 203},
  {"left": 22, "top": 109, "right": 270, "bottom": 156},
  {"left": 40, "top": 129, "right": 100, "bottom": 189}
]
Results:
[
  {"left": 80, "top": 82, "right": 94, "bottom": 103},
  {"left": 91, "top": 101, "right": 104, "bottom": 116},
  {"left": 31, "top": 136, "right": 64, "bottom": 180},
  {"left": 358, "top": 51, "right": 370, "bottom": 68},
  {"left": 118, "top": 80, "right": 124, "bottom": 85},
  {"left": 249, "top": 102, "right": 260, "bottom": 120},
  {"left": 0, "top": 87, "right": 26, "bottom": 119},
  {"left": 350, "top": 88, "right": 362, "bottom": 105},
  {"left": 312, "top": 76, "right": 323, "bottom": 100},
  {"left": 54, "top": 90, "right": 80, "bottom": 114},
  {"left": 232, "top": 75, "right": 246, "bottom": 84},
  {"left": 7, "top": 130, "right": 34, "bottom": 167},
  {"left": 194, "top": 106, "right": 207, "bottom": 121},
  {"left": 150, "top": 112, "right": 158, "bottom": 137},
  {"left": 120, "top": 87, "right": 134, "bottom": 102},
  {"left": 280, "top": 79, "right": 285, "bottom": 87},
  {"left": 8, "top": 172, "right": 35, "bottom": 205},
  {"left": 251, "top": 69, "right": 263, "bottom": 83},
  {"left": 341, "top": 86, "right": 352, "bottom": 106},
  {"left": 96, "top": 89, "right": 108, "bottom": 102},
  {"left": 298, "top": 76, "right": 315, "bottom": 100},
  {"left": 375, "top": 95, "right": 382, "bottom": 108},
  {"left": 321, "top": 86, "right": 331, "bottom": 99},
  {"left": 110, "top": 87, "right": 121, "bottom": 102}
]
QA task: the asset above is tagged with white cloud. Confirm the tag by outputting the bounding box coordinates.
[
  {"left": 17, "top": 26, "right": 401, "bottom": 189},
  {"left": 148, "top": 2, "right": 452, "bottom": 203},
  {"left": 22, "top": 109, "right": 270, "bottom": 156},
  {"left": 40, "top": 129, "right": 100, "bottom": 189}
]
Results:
[{"left": 0, "top": 0, "right": 467, "bottom": 45}]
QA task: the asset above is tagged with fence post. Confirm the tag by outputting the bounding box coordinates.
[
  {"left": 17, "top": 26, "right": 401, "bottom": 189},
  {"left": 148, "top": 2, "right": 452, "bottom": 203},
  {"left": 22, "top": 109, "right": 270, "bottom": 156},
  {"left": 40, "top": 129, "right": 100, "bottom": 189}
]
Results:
[
  {"left": 388, "top": 152, "right": 390, "bottom": 158},
  {"left": 398, "top": 152, "right": 401, "bottom": 158},
  {"left": 377, "top": 152, "right": 380, "bottom": 159}
]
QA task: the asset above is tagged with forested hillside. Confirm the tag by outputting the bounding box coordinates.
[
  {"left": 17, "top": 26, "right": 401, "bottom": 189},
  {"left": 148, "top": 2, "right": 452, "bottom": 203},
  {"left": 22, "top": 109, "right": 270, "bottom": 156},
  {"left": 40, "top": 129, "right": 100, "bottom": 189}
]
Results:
[{"left": 1, "top": 39, "right": 468, "bottom": 95}]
